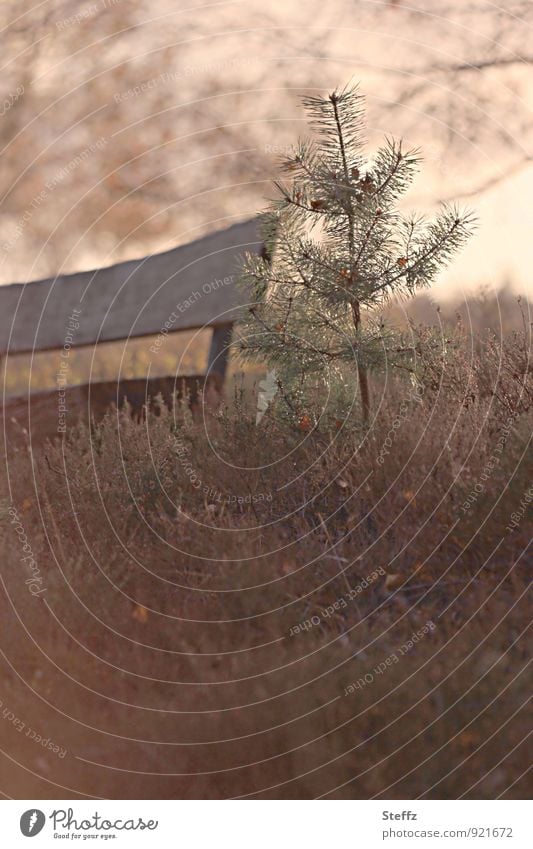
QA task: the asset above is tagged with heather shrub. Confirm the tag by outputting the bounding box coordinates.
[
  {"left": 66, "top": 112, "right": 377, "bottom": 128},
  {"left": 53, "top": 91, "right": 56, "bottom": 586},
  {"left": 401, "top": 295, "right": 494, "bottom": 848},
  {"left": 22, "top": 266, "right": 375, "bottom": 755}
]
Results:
[{"left": 0, "top": 324, "right": 529, "bottom": 798}]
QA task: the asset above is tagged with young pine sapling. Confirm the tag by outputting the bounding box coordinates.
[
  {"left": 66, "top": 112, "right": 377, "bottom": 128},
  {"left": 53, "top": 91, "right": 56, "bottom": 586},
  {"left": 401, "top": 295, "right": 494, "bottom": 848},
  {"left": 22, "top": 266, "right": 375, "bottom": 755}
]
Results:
[{"left": 237, "top": 84, "right": 475, "bottom": 427}]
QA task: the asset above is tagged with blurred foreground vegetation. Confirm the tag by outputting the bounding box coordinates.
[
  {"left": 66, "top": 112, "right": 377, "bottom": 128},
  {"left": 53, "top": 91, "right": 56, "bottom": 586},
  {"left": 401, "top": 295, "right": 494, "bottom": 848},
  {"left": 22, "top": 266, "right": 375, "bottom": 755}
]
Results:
[{"left": 0, "top": 305, "right": 530, "bottom": 799}]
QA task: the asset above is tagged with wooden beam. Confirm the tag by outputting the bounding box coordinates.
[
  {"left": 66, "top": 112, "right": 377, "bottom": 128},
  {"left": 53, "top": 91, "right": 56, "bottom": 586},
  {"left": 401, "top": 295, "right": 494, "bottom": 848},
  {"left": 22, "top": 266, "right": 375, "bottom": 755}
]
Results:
[{"left": 0, "top": 218, "right": 262, "bottom": 355}]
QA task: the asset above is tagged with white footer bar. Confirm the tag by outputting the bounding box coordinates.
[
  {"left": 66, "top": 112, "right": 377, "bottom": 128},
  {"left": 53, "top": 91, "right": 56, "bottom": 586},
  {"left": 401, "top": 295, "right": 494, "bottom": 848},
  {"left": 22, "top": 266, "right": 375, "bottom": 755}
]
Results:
[{"left": 3, "top": 800, "right": 529, "bottom": 848}]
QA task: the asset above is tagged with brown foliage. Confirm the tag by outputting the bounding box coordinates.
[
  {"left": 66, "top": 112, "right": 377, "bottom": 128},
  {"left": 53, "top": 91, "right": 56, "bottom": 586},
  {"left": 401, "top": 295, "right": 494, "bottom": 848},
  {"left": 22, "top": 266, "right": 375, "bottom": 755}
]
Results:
[{"left": 0, "top": 327, "right": 530, "bottom": 799}]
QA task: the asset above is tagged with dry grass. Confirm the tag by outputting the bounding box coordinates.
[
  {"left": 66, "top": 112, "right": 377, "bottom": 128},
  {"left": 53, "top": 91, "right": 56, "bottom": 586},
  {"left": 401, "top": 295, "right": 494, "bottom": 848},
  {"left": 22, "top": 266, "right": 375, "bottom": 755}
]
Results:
[{"left": 0, "top": 319, "right": 530, "bottom": 799}]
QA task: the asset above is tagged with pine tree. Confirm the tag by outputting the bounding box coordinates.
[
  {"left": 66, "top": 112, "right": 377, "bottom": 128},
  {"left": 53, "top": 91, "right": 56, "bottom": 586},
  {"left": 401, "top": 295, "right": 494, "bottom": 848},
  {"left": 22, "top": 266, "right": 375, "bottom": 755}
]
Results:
[{"left": 236, "top": 83, "right": 475, "bottom": 427}]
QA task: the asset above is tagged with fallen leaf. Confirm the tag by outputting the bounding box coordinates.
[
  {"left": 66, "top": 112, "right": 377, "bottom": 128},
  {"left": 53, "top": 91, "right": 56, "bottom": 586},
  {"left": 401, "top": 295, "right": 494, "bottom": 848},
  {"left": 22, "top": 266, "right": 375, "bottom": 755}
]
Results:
[
  {"left": 385, "top": 573, "right": 403, "bottom": 591},
  {"left": 458, "top": 731, "right": 478, "bottom": 747},
  {"left": 132, "top": 605, "right": 149, "bottom": 624}
]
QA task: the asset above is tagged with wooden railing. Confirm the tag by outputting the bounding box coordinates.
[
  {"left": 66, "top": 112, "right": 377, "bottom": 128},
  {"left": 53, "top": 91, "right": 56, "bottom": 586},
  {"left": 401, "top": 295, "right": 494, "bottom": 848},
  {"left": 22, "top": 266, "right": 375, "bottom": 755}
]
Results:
[
  {"left": 0, "top": 216, "right": 263, "bottom": 381},
  {"left": 0, "top": 217, "right": 265, "bottom": 442}
]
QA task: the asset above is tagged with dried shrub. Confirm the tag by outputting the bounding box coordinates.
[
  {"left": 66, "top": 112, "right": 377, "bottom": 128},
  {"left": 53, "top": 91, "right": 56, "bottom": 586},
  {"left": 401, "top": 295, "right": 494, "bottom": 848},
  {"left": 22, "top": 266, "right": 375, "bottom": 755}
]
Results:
[{"left": 0, "top": 325, "right": 530, "bottom": 799}]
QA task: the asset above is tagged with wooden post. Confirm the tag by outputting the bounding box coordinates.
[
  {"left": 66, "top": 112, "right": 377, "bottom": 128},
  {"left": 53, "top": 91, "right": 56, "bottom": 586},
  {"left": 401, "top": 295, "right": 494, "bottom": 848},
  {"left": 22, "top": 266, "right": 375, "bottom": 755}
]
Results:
[{"left": 207, "top": 322, "right": 234, "bottom": 380}]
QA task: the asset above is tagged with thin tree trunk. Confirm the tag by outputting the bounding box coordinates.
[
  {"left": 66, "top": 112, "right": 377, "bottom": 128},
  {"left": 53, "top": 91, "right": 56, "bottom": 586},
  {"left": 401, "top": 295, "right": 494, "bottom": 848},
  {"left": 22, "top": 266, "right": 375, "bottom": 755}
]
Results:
[
  {"left": 351, "top": 301, "right": 370, "bottom": 423},
  {"left": 357, "top": 362, "right": 370, "bottom": 423},
  {"left": 332, "top": 93, "right": 371, "bottom": 425}
]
